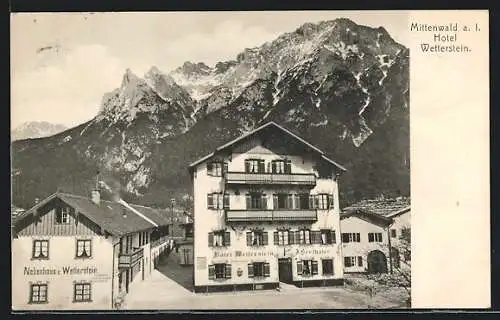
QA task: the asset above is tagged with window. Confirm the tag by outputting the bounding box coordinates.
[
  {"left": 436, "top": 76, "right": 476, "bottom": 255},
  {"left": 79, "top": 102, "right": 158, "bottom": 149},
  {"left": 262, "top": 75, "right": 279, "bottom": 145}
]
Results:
[
  {"left": 74, "top": 282, "right": 92, "bottom": 302},
  {"left": 246, "top": 192, "right": 267, "bottom": 210},
  {"left": 248, "top": 262, "right": 270, "bottom": 278},
  {"left": 320, "top": 230, "right": 335, "bottom": 244},
  {"left": 317, "top": 194, "right": 333, "bottom": 210},
  {"left": 391, "top": 229, "right": 397, "bottom": 238},
  {"left": 368, "top": 232, "right": 383, "bottom": 242},
  {"left": 271, "top": 160, "right": 285, "bottom": 174},
  {"left": 274, "top": 230, "right": 290, "bottom": 245},
  {"left": 274, "top": 193, "right": 293, "bottom": 209},
  {"left": 32, "top": 240, "right": 49, "bottom": 259},
  {"left": 76, "top": 240, "right": 92, "bottom": 258},
  {"left": 344, "top": 256, "right": 363, "bottom": 267},
  {"left": 207, "top": 162, "right": 226, "bottom": 177},
  {"left": 29, "top": 283, "right": 48, "bottom": 303},
  {"left": 341, "top": 233, "right": 361, "bottom": 243},
  {"left": 322, "top": 259, "right": 334, "bottom": 275},
  {"left": 208, "top": 263, "right": 232, "bottom": 280},
  {"left": 208, "top": 230, "right": 230, "bottom": 247},
  {"left": 55, "top": 207, "right": 70, "bottom": 224},
  {"left": 297, "top": 260, "right": 318, "bottom": 276},
  {"left": 297, "top": 229, "right": 311, "bottom": 245},
  {"left": 297, "top": 193, "right": 310, "bottom": 209},
  {"left": 247, "top": 230, "right": 268, "bottom": 246},
  {"left": 245, "top": 159, "right": 265, "bottom": 173},
  {"left": 207, "top": 193, "right": 229, "bottom": 209}
]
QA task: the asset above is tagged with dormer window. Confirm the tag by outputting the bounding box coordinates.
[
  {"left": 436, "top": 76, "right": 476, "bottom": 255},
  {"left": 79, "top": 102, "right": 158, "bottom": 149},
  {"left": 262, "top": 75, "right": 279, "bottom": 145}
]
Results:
[
  {"left": 55, "top": 207, "right": 71, "bottom": 224},
  {"left": 245, "top": 159, "right": 265, "bottom": 173}
]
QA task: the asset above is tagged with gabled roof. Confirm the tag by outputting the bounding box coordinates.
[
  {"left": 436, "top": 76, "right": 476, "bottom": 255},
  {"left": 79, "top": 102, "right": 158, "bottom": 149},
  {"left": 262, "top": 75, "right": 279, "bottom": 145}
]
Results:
[
  {"left": 188, "top": 121, "right": 347, "bottom": 173},
  {"left": 340, "top": 209, "right": 393, "bottom": 226},
  {"left": 14, "top": 192, "right": 170, "bottom": 237},
  {"left": 342, "top": 197, "right": 410, "bottom": 218}
]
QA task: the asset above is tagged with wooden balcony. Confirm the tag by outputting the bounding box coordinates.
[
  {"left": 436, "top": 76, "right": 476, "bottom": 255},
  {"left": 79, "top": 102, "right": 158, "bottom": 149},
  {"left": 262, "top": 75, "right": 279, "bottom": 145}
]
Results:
[
  {"left": 225, "top": 172, "right": 316, "bottom": 187},
  {"left": 225, "top": 209, "right": 318, "bottom": 222},
  {"left": 118, "top": 247, "right": 143, "bottom": 269}
]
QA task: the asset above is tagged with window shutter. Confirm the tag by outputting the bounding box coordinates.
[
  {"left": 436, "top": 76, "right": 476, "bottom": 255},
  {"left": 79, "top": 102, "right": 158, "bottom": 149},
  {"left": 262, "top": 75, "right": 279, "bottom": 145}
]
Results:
[
  {"left": 245, "top": 160, "right": 250, "bottom": 173},
  {"left": 246, "top": 194, "right": 251, "bottom": 209},
  {"left": 248, "top": 263, "right": 254, "bottom": 278},
  {"left": 207, "top": 194, "right": 214, "bottom": 209},
  {"left": 223, "top": 194, "right": 230, "bottom": 209},
  {"left": 262, "top": 232, "right": 268, "bottom": 245},
  {"left": 224, "top": 231, "right": 231, "bottom": 246},
  {"left": 273, "top": 231, "right": 279, "bottom": 245},
  {"left": 258, "top": 160, "right": 265, "bottom": 173},
  {"left": 358, "top": 256, "right": 363, "bottom": 267},
  {"left": 296, "top": 261, "right": 303, "bottom": 275},
  {"left": 246, "top": 232, "right": 252, "bottom": 246},
  {"left": 208, "top": 265, "right": 215, "bottom": 280},
  {"left": 207, "top": 163, "right": 213, "bottom": 176},
  {"left": 225, "top": 264, "right": 232, "bottom": 279},
  {"left": 262, "top": 194, "right": 267, "bottom": 209},
  {"left": 328, "top": 195, "right": 334, "bottom": 209},
  {"left": 311, "top": 260, "right": 318, "bottom": 275},
  {"left": 223, "top": 162, "right": 228, "bottom": 176},
  {"left": 264, "top": 263, "right": 270, "bottom": 277},
  {"left": 208, "top": 233, "right": 213, "bottom": 247},
  {"left": 368, "top": 233, "right": 374, "bottom": 242},
  {"left": 309, "top": 195, "right": 315, "bottom": 209},
  {"left": 331, "top": 230, "right": 336, "bottom": 244}
]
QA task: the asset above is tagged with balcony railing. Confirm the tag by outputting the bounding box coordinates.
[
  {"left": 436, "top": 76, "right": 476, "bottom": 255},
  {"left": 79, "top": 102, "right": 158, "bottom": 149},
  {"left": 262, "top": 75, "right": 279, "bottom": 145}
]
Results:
[
  {"left": 225, "top": 209, "right": 318, "bottom": 222},
  {"left": 150, "top": 236, "right": 168, "bottom": 249},
  {"left": 118, "top": 247, "right": 144, "bottom": 269},
  {"left": 225, "top": 172, "right": 316, "bottom": 186}
]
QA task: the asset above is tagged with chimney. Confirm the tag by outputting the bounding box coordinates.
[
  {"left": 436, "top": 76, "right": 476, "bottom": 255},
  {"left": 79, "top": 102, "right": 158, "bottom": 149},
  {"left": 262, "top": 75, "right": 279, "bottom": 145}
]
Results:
[
  {"left": 122, "top": 208, "right": 127, "bottom": 218},
  {"left": 34, "top": 198, "right": 40, "bottom": 205},
  {"left": 91, "top": 189, "right": 100, "bottom": 205}
]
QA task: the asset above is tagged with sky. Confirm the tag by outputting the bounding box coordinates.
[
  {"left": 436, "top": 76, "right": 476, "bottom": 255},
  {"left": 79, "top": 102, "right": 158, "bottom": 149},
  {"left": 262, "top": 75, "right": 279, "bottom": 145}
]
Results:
[{"left": 10, "top": 11, "right": 410, "bottom": 129}]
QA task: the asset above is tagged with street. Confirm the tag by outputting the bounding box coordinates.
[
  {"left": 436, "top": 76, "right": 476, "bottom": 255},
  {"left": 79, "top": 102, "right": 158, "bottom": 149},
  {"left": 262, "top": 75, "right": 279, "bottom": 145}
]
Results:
[{"left": 121, "top": 251, "right": 408, "bottom": 310}]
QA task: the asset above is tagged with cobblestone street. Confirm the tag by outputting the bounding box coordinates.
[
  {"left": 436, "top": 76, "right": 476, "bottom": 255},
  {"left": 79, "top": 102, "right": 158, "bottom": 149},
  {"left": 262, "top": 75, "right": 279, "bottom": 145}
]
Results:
[{"left": 121, "top": 251, "right": 408, "bottom": 310}]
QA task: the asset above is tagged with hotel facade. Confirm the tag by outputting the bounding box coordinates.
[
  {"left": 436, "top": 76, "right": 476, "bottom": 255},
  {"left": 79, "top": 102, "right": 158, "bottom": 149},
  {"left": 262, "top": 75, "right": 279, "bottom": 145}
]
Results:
[
  {"left": 188, "top": 122, "right": 347, "bottom": 292},
  {"left": 12, "top": 190, "right": 170, "bottom": 310}
]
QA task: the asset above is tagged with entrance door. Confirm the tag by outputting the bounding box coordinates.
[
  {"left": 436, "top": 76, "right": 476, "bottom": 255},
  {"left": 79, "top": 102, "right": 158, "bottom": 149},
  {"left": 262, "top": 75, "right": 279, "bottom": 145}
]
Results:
[
  {"left": 367, "top": 250, "right": 388, "bottom": 274},
  {"left": 278, "top": 258, "right": 293, "bottom": 284}
]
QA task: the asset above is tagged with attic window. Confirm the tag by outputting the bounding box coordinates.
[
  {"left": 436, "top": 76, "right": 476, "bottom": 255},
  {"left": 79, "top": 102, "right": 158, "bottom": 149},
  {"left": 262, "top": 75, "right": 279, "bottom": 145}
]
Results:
[{"left": 55, "top": 207, "right": 71, "bottom": 224}]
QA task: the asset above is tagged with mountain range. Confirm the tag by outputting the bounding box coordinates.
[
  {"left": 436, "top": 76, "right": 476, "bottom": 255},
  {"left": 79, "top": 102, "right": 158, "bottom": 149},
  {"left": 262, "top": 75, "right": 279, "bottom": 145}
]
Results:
[
  {"left": 11, "top": 18, "right": 410, "bottom": 210},
  {"left": 11, "top": 121, "right": 67, "bottom": 141}
]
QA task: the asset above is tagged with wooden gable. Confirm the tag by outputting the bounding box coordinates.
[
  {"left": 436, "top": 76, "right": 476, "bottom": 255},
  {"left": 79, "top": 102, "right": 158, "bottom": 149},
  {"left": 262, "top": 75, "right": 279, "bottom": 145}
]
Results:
[{"left": 15, "top": 197, "right": 103, "bottom": 237}]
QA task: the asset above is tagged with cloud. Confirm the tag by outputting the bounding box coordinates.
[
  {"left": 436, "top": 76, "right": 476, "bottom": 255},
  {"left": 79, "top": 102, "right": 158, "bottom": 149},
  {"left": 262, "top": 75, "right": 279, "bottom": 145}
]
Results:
[
  {"left": 158, "top": 20, "right": 280, "bottom": 70},
  {"left": 11, "top": 44, "right": 129, "bottom": 128}
]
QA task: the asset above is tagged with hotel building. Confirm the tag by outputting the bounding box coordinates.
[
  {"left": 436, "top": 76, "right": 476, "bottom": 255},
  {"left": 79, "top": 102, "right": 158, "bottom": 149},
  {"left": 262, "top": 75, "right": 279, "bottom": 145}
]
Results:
[
  {"left": 188, "top": 122, "right": 347, "bottom": 292},
  {"left": 11, "top": 190, "right": 170, "bottom": 310}
]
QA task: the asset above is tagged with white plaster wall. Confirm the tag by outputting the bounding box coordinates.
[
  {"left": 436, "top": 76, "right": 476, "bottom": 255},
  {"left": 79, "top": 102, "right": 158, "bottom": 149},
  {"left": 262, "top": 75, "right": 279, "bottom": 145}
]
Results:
[
  {"left": 12, "top": 235, "right": 114, "bottom": 310},
  {"left": 340, "top": 216, "right": 390, "bottom": 273}
]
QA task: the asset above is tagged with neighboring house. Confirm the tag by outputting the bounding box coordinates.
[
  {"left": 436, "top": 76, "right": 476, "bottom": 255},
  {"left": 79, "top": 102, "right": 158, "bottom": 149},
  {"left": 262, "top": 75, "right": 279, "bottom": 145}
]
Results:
[
  {"left": 188, "top": 121, "right": 347, "bottom": 293},
  {"left": 11, "top": 189, "right": 169, "bottom": 310},
  {"left": 340, "top": 197, "right": 411, "bottom": 274},
  {"left": 177, "top": 212, "right": 194, "bottom": 266}
]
